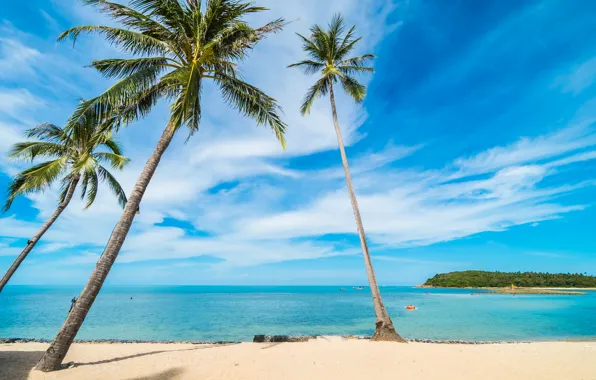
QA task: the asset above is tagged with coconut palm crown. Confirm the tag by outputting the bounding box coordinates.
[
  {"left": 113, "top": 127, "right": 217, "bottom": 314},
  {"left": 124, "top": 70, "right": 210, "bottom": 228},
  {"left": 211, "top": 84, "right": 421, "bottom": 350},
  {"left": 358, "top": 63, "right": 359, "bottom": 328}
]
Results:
[
  {"left": 60, "top": 0, "right": 287, "bottom": 146},
  {"left": 288, "top": 14, "right": 375, "bottom": 115},
  {"left": 4, "top": 115, "right": 128, "bottom": 212}
]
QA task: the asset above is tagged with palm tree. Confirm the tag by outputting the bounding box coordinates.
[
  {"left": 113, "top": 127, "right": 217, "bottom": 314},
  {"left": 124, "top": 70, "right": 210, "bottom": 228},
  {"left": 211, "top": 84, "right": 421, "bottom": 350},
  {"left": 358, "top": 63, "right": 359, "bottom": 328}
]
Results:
[
  {"left": 35, "top": 0, "right": 286, "bottom": 371},
  {"left": 289, "top": 14, "right": 405, "bottom": 342},
  {"left": 0, "top": 113, "right": 129, "bottom": 293}
]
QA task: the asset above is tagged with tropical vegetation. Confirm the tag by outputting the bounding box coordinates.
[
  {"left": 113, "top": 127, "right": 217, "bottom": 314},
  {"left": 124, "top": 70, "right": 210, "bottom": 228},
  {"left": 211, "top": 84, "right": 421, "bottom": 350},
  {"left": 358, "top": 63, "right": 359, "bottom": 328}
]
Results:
[
  {"left": 424, "top": 271, "right": 596, "bottom": 288},
  {"left": 288, "top": 14, "right": 405, "bottom": 342},
  {"left": 0, "top": 112, "right": 128, "bottom": 293},
  {"left": 35, "top": 0, "right": 287, "bottom": 372}
]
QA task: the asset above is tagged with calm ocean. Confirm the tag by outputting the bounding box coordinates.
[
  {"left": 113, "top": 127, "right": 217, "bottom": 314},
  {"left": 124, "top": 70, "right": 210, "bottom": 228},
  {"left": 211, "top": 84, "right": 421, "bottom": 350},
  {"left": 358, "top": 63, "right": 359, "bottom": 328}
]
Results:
[{"left": 1, "top": 286, "right": 595, "bottom": 342}]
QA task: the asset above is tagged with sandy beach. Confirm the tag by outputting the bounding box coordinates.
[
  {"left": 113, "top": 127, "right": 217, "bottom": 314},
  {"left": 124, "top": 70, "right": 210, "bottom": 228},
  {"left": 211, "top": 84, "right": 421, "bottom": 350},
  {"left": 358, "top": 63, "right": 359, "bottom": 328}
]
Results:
[{"left": 2, "top": 337, "right": 595, "bottom": 380}]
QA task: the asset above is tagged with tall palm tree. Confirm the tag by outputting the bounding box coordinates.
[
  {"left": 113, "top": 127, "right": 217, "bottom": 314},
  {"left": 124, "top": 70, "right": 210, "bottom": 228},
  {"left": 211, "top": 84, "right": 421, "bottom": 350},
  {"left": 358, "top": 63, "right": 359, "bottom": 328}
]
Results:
[
  {"left": 289, "top": 14, "right": 405, "bottom": 342},
  {"left": 0, "top": 113, "right": 129, "bottom": 293},
  {"left": 35, "top": 0, "right": 286, "bottom": 371}
]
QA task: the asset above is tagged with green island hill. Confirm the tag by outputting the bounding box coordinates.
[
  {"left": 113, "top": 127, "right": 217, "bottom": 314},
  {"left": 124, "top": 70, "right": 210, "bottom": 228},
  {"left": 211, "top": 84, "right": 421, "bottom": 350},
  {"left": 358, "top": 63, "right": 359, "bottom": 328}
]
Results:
[{"left": 419, "top": 270, "right": 596, "bottom": 295}]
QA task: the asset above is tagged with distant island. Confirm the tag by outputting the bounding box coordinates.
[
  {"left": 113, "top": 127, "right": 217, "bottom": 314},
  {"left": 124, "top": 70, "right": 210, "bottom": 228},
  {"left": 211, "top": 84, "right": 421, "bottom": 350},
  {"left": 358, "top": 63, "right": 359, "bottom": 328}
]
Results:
[{"left": 420, "top": 271, "right": 596, "bottom": 295}]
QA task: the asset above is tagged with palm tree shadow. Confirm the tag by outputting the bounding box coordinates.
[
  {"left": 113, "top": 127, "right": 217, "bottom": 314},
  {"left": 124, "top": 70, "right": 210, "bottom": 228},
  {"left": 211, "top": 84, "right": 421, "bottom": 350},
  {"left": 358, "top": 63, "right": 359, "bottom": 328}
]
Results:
[
  {"left": 0, "top": 350, "right": 44, "bottom": 380},
  {"left": 260, "top": 342, "right": 283, "bottom": 350},
  {"left": 74, "top": 343, "right": 240, "bottom": 368},
  {"left": 125, "top": 367, "right": 185, "bottom": 380}
]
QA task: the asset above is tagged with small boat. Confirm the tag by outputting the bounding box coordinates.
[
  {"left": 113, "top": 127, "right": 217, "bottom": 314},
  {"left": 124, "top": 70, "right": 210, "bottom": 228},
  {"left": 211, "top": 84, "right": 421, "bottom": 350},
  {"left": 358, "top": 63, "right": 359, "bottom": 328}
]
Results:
[
  {"left": 405, "top": 305, "right": 417, "bottom": 311},
  {"left": 340, "top": 288, "right": 345, "bottom": 291},
  {"left": 353, "top": 286, "right": 365, "bottom": 290}
]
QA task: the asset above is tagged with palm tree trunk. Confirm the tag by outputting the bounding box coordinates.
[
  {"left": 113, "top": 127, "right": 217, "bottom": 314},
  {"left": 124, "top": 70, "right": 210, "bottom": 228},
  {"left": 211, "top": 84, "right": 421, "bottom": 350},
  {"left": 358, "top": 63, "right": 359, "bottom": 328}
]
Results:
[
  {"left": 35, "top": 123, "right": 177, "bottom": 372},
  {"left": 0, "top": 176, "right": 80, "bottom": 293},
  {"left": 329, "top": 84, "right": 406, "bottom": 342}
]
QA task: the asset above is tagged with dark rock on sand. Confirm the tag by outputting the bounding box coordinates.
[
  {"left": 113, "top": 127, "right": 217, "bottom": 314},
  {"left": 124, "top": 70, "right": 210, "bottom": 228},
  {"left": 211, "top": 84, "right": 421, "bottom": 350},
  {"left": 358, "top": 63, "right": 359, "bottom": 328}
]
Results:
[{"left": 253, "top": 335, "right": 314, "bottom": 343}]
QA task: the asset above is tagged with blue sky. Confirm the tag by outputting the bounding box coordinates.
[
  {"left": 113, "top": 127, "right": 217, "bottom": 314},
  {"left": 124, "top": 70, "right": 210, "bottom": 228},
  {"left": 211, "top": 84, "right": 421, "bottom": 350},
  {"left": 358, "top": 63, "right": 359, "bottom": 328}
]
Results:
[{"left": 0, "top": 0, "right": 595, "bottom": 286}]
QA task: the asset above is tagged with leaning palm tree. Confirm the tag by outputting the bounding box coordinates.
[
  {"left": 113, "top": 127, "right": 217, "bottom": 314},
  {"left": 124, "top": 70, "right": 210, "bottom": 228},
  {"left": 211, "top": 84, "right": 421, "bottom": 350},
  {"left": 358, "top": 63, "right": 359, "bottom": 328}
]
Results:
[
  {"left": 35, "top": 0, "right": 286, "bottom": 371},
  {"left": 289, "top": 15, "right": 405, "bottom": 342},
  {"left": 0, "top": 112, "right": 129, "bottom": 293}
]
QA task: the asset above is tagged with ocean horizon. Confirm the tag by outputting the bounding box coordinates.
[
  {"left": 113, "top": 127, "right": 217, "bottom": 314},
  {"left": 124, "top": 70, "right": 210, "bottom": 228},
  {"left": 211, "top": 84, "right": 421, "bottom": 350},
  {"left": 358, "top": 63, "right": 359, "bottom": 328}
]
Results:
[{"left": 1, "top": 285, "right": 595, "bottom": 343}]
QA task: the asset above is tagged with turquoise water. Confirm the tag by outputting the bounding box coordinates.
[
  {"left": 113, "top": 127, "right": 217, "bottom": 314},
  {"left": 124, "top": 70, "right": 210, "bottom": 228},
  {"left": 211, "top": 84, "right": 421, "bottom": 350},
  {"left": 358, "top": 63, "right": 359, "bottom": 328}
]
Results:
[{"left": 1, "top": 286, "right": 595, "bottom": 342}]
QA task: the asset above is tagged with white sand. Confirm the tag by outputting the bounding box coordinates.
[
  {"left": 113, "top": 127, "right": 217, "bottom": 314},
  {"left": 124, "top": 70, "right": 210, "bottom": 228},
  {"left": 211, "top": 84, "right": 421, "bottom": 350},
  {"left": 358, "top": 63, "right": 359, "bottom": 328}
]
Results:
[{"left": 2, "top": 337, "right": 595, "bottom": 380}]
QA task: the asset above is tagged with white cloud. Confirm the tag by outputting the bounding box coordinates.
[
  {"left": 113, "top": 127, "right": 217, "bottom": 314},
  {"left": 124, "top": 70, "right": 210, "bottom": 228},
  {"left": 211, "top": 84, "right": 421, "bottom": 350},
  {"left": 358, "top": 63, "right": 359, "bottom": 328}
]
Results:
[
  {"left": 0, "top": 88, "right": 42, "bottom": 122},
  {"left": 0, "top": 238, "right": 21, "bottom": 257},
  {"left": 1, "top": 0, "right": 595, "bottom": 279},
  {"left": 235, "top": 124, "right": 596, "bottom": 249},
  {"left": 452, "top": 122, "right": 596, "bottom": 177},
  {"left": 0, "top": 121, "right": 22, "bottom": 158},
  {"left": 554, "top": 56, "right": 596, "bottom": 95},
  {"left": 0, "top": 38, "right": 40, "bottom": 79}
]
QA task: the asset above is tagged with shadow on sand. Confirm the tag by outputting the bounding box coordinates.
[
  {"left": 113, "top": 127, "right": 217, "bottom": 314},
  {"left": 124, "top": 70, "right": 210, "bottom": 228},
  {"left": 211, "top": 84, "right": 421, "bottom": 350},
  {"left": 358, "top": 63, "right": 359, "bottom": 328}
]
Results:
[
  {"left": 73, "top": 343, "right": 240, "bottom": 368},
  {"left": 1, "top": 343, "right": 238, "bottom": 380},
  {"left": 124, "top": 367, "right": 185, "bottom": 380},
  {"left": 0, "top": 350, "right": 44, "bottom": 380}
]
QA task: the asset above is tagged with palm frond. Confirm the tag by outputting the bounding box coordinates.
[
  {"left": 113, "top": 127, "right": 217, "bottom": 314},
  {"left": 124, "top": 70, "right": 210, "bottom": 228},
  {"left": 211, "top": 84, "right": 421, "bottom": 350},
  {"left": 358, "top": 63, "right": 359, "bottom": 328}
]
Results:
[
  {"left": 57, "top": 175, "right": 79, "bottom": 204},
  {"left": 338, "top": 54, "right": 375, "bottom": 68},
  {"left": 299, "top": 77, "right": 330, "bottom": 115},
  {"left": 58, "top": 25, "right": 169, "bottom": 56},
  {"left": 115, "top": 81, "right": 175, "bottom": 123},
  {"left": 339, "top": 74, "right": 366, "bottom": 102},
  {"left": 338, "top": 65, "right": 374, "bottom": 76},
  {"left": 328, "top": 14, "right": 345, "bottom": 59},
  {"left": 3, "top": 157, "right": 69, "bottom": 212},
  {"left": 90, "top": 57, "right": 174, "bottom": 79},
  {"left": 296, "top": 33, "right": 326, "bottom": 63},
  {"left": 335, "top": 24, "right": 356, "bottom": 59},
  {"left": 82, "top": 169, "right": 99, "bottom": 209},
  {"left": 97, "top": 165, "right": 127, "bottom": 208},
  {"left": 287, "top": 60, "right": 325, "bottom": 76},
  {"left": 216, "top": 73, "right": 286, "bottom": 147},
  {"left": 24, "top": 123, "right": 70, "bottom": 144},
  {"left": 67, "top": 65, "right": 164, "bottom": 128},
  {"left": 102, "top": 139, "right": 123, "bottom": 156},
  {"left": 93, "top": 152, "right": 130, "bottom": 169},
  {"left": 9, "top": 142, "right": 66, "bottom": 161},
  {"left": 169, "top": 63, "right": 202, "bottom": 132},
  {"left": 83, "top": 0, "right": 176, "bottom": 41}
]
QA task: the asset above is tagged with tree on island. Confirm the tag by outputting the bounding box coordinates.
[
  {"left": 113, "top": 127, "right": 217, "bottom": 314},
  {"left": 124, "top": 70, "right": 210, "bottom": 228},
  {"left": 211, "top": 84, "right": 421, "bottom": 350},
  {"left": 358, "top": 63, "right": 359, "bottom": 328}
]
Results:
[
  {"left": 424, "top": 271, "right": 596, "bottom": 288},
  {"left": 289, "top": 14, "right": 405, "bottom": 342},
  {"left": 0, "top": 113, "right": 128, "bottom": 293},
  {"left": 35, "top": 0, "right": 287, "bottom": 372}
]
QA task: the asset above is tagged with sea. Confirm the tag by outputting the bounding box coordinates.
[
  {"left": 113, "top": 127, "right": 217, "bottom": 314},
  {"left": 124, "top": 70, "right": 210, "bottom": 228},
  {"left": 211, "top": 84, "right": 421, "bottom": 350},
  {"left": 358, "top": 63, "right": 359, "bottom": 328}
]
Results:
[{"left": 1, "top": 286, "right": 595, "bottom": 342}]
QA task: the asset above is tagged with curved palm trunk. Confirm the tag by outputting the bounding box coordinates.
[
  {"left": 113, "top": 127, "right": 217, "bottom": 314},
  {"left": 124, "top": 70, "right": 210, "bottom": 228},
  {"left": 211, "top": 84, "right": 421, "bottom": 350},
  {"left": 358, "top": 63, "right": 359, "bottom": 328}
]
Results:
[
  {"left": 0, "top": 176, "right": 80, "bottom": 293},
  {"left": 35, "top": 124, "right": 177, "bottom": 372},
  {"left": 329, "top": 84, "right": 406, "bottom": 342}
]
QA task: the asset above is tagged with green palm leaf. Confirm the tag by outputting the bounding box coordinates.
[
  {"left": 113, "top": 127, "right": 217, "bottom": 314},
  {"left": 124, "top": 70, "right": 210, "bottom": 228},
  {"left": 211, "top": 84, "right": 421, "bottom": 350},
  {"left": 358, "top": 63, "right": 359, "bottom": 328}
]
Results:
[
  {"left": 289, "top": 13, "right": 375, "bottom": 109},
  {"left": 59, "top": 0, "right": 287, "bottom": 149},
  {"left": 3, "top": 106, "right": 130, "bottom": 213}
]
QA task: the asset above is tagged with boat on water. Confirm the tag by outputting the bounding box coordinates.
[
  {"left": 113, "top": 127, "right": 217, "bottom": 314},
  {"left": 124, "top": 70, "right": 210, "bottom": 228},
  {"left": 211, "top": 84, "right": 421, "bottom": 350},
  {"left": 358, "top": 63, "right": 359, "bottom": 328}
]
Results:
[
  {"left": 353, "top": 286, "right": 365, "bottom": 290},
  {"left": 340, "top": 288, "right": 345, "bottom": 291}
]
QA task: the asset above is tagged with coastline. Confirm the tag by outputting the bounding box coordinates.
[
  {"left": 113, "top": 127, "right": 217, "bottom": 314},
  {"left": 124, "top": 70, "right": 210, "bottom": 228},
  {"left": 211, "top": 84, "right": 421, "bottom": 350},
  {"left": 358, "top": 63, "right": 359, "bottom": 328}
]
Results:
[
  {"left": 416, "top": 285, "right": 591, "bottom": 295},
  {"left": 3, "top": 338, "right": 595, "bottom": 380},
  {"left": 3, "top": 334, "right": 596, "bottom": 345}
]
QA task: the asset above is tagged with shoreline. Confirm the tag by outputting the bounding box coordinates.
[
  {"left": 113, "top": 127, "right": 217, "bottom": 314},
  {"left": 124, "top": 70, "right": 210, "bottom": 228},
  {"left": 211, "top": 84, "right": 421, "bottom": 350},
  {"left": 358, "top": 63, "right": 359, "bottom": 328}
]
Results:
[
  {"left": 415, "top": 285, "right": 592, "bottom": 295},
  {"left": 3, "top": 338, "right": 595, "bottom": 380},
  {"left": 3, "top": 334, "right": 596, "bottom": 345}
]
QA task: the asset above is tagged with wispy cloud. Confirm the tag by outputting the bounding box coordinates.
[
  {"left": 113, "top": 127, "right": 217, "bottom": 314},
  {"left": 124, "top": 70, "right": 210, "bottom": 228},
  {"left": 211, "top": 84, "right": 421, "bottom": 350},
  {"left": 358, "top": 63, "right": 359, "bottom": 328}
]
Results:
[
  {"left": 0, "top": 37, "right": 40, "bottom": 79},
  {"left": 554, "top": 56, "right": 596, "bottom": 95}
]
